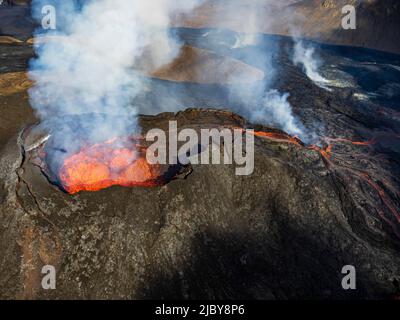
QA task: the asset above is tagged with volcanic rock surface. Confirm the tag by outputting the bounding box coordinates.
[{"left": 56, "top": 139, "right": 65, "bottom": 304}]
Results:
[
  {"left": 0, "top": 2, "right": 34, "bottom": 41},
  {"left": 0, "top": 71, "right": 32, "bottom": 96},
  {"left": 142, "top": 45, "right": 265, "bottom": 85},
  {"left": 0, "top": 108, "right": 399, "bottom": 299},
  {"left": 0, "top": 5, "right": 400, "bottom": 299},
  {"left": 0, "top": 43, "right": 263, "bottom": 95},
  {"left": 2, "top": 1, "right": 400, "bottom": 54},
  {"left": 0, "top": 35, "right": 23, "bottom": 44},
  {"left": 175, "top": 0, "right": 400, "bottom": 55}
]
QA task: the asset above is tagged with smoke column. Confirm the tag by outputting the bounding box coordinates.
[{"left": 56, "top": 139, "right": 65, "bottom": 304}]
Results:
[
  {"left": 203, "top": 1, "right": 306, "bottom": 139},
  {"left": 231, "top": 8, "right": 259, "bottom": 49},
  {"left": 29, "top": 0, "right": 202, "bottom": 146},
  {"left": 292, "top": 39, "right": 331, "bottom": 90},
  {"left": 29, "top": 0, "right": 313, "bottom": 145}
]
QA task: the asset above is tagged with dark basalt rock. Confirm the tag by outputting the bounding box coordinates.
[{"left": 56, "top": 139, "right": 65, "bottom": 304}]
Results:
[{"left": 0, "top": 108, "right": 399, "bottom": 300}]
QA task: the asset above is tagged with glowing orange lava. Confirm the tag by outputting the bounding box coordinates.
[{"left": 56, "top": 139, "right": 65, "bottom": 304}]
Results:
[
  {"left": 233, "top": 127, "right": 303, "bottom": 147},
  {"left": 253, "top": 131, "right": 303, "bottom": 146},
  {"left": 247, "top": 128, "right": 400, "bottom": 236},
  {"left": 324, "top": 137, "right": 376, "bottom": 146},
  {"left": 59, "top": 138, "right": 162, "bottom": 194},
  {"left": 308, "top": 144, "right": 333, "bottom": 164}
]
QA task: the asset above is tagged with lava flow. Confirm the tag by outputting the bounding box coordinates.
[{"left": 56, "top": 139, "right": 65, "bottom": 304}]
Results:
[
  {"left": 310, "top": 136, "right": 400, "bottom": 237},
  {"left": 308, "top": 137, "right": 376, "bottom": 165},
  {"left": 58, "top": 138, "right": 162, "bottom": 194},
  {"left": 234, "top": 127, "right": 303, "bottom": 147},
  {"left": 248, "top": 128, "right": 400, "bottom": 236},
  {"left": 252, "top": 131, "right": 303, "bottom": 146}
]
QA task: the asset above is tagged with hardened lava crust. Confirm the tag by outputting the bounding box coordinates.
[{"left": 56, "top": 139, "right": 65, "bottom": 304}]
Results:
[{"left": 0, "top": 108, "right": 399, "bottom": 299}]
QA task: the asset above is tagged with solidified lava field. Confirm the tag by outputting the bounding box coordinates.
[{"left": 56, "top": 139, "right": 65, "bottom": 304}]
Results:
[{"left": 1, "top": 25, "right": 400, "bottom": 299}]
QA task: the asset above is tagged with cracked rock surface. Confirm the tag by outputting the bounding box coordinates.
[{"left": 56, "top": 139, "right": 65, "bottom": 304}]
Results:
[
  {"left": 0, "top": 109, "right": 399, "bottom": 299},
  {"left": 1, "top": 20, "right": 400, "bottom": 299}
]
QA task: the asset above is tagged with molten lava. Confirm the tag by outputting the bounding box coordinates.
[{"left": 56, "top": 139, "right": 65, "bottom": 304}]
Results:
[
  {"left": 234, "top": 127, "right": 303, "bottom": 147},
  {"left": 244, "top": 127, "right": 400, "bottom": 237},
  {"left": 253, "top": 131, "right": 303, "bottom": 146},
  {"left": 59, "top": 138, "right": 162, "bottom": 194}
]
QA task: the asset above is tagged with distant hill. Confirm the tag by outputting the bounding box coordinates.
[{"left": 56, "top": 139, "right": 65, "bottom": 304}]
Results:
[
  {"left": 287, "top": 0, "right": 400, "bottom": 54},
  {"left": 142, "top": 45, "right": 265, "bottom": 84},
  {"left": 1, "top": 0, "right": 399, "bottom": 54},
  {"left": 175, "top": 0, "right": 400, "bottom": 55}
]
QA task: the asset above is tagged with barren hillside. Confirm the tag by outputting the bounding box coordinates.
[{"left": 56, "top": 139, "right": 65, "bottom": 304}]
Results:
[{"left": 175, "top": 0, "right": 400, "bottom": 54}]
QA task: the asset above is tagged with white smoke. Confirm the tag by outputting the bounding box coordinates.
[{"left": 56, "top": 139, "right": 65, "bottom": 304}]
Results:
[
  {"left": 231, "top": 10, "right": 259, "bottom": 49},
  {"left": 231, "top": 33, "right": 258, "bottom": 49},
  {"left": 260, "top": 90, "right": 304, "bottom": 136},
  {"left": 292, "top": 39, "right": 332, "bottom": 91},
  {"left": 29, "top": 0, "right": 202, "bottom": 143},
  {"left": 207, "top": 1, "right": 308, "bottom": 139},
  {"left": 30, "top": 0, "right": 312, "bottom": 145}
]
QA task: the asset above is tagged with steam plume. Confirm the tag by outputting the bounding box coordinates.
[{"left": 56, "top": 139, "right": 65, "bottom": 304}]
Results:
[
  {"left": 203, "top": 1, "right": 308, "bottom": 140},
  {"left": 292, "top": 39, "right": 331, "bottom": 90},
  {"left": 260, "top": 90, "right": 304, "bottom": 136},
  {"left": 29, "top": 0, "right": 202, "bottom": 144},
  {"left": 30, "top": 0, "right": 311, "bottom": 146}
]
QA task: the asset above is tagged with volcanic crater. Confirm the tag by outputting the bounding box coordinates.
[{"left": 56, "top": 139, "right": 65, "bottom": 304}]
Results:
[
  {"left": 1, "top": 5, "right": 400, "bottom": 299},
  {"left": 0, "top": 108, "right": 398, "bottom": 299}
]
